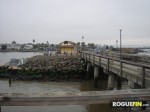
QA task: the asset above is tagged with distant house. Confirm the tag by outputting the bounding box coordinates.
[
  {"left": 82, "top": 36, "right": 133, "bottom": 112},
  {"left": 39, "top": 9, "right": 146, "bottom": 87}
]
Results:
[
  {"left": 23, "top": 44, "right": 33, "bottom": 50},
  {"left": 7, "top": 44, "right": 21, "bottom": 50},
  {"left": 60, "top": 41, "right": 77, "bottom": 54}
]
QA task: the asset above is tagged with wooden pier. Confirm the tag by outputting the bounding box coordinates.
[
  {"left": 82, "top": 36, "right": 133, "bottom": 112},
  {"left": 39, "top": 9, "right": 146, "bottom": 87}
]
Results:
[
  {"left": 80, "top": 51, "right": 150, "bottom": 88},
  {"left": 0, "top": 89, "right": 150, "bottom": 106}
]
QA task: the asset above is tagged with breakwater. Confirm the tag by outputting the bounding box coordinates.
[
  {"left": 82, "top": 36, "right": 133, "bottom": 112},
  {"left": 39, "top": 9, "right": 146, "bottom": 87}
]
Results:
[{"left": 0, "top": 55, "right": 87, "bottom": 81}]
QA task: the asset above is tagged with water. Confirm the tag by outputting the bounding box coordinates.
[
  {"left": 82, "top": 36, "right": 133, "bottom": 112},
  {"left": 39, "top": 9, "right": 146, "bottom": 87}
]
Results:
[
  {"left": 0, "top": 80, "right": 80, "bottom": 93},
  {"left": 138, "top": 49, "right": 150, "bottom": 56},
  {"left": 0, "top": 52, "right": 43, "bottom": 66},
  {"left": 0, "top": 80, "right": 86, "bottom": 112},
  {"left": 138, "top": 52, "right": 150, "bottom": 56},
  {"left": 0, "top": 79, "right": 111, "bottom": 112}
]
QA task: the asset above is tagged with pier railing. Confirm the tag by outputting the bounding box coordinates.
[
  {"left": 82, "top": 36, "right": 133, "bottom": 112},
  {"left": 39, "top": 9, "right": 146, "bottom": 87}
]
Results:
[
  {"left": 104, "top": 51, "right": 150, "bottom": 63},
  {"left": 80, "top": 51, "right": 150, "bottom": 88}
]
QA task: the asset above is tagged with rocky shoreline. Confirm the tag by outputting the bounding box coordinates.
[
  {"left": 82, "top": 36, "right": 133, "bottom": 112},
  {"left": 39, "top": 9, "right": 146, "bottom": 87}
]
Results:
[{"left": 0, "top": 55, "right": 87, "bottom": 82}]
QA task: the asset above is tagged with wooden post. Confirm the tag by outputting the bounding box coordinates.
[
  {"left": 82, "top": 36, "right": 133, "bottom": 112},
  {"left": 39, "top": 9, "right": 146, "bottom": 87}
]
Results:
[
  {"left": 107, "top": 59, "right": 109, "bottom": 72},
  {"left": 128, "top": 76, "right": 135, "bottom": 89},
  {"left": 99, "top": 57, "right": 101, "bottom": 66},
  {"left": 9, "top": 77, "right": 11, "bottom": 87},
  {"left": 93, "top": 55, "right": 95, "bottom": 65},
  {"left": 107, "top": 73, "right": 115, "bottom": 90},
  {"left": 141, "top": 66, "right": 145, "bottom": 88},
  {"left": 117, "top": 77, "right": 121, "bottom": 90},
  {"left": 120, "top": 61, "right": 122, "bottom": 77},
  {"left": 86, "top": 53, "right": 87, "bottom": 61},
  {"left": 119, "top": 61, "right": 123, "bottom": 87},
  {"left": 86, "top": 63, "right": 92, "bottom": 79},
  {"left": 94, "top": 66, "right": 99, "bottom": 88}
]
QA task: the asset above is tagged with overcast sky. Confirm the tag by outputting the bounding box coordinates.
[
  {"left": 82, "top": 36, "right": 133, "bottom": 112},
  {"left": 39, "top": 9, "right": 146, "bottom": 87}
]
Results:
[{"left": 0, "top": 0, "right": 150, "bottom": 46}]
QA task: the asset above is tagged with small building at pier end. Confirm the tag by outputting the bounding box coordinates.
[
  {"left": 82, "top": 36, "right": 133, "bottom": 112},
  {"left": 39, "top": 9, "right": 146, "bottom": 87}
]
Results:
[{"left": 60, "top": 41, "right": 77, "bottom": 54}]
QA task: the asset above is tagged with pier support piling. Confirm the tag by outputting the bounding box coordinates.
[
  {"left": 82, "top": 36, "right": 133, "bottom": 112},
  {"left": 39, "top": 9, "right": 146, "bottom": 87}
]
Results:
[
  {"left": 94, "top": 66, "right": 99, "bottom": 88},
  {"left": 117, "top": 77, "right": 122, "bottom": 90},
  {"left": 128, "top": 80, "right": 135, "bottom": 89},
  {"left": 86, "top": 63, "right": 92, "bottom": 78},
  {"left": 107, "top": 73, "right": 115, "bottom": 90}
]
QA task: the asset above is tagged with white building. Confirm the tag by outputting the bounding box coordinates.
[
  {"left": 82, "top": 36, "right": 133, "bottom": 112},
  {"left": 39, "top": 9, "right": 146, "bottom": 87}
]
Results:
[
  {"left": 23, "top": 44, "right": 33, "bottom": 50},
  {"left": 7, "top": 44, "right": 21, "bottom": 50}
]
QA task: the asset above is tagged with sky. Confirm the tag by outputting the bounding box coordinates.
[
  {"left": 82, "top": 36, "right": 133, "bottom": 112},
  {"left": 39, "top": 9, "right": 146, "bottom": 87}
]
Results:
[{"left": 0, "top": 0, "right": 150, "bottom": 46}]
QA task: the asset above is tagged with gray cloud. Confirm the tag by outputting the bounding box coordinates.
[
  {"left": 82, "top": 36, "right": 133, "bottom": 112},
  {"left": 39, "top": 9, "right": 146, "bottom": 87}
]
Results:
[{"left": 0, "top": 0, "right": 150, "bottom": 45}]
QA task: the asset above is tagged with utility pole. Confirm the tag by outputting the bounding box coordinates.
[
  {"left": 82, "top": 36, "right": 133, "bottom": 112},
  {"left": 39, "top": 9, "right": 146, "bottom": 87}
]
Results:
[
  {"left": 116, "top": 40, "right": 118, "bottom": 49},
  {"left": 120, "top": 29, "right": 122, "bottom": 60}
]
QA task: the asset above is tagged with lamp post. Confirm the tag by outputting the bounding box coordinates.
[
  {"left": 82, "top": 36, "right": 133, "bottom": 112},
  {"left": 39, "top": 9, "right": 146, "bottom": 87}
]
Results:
[
  {"left": 120, "top": 29, "right": 122, "bottom": 60},
  {"left": 81, "top": 36, "right": 84, "bottom": 51}
]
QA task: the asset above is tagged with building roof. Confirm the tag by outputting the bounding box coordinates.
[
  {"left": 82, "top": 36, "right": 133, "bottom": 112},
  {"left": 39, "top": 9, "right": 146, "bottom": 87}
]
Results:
[{"left": 60, "top": 41, "right": 76, "bottom": 45}]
